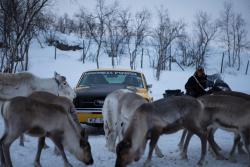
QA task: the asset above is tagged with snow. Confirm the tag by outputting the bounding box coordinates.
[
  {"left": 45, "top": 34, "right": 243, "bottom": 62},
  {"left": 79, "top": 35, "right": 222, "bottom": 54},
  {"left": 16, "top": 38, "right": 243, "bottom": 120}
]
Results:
[{"left": 1, "top": 38, "right": 250, "bottom": 166}]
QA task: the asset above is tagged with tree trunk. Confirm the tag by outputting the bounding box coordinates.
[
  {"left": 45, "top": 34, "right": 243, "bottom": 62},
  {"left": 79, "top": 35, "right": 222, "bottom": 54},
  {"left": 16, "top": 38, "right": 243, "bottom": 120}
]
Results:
[
  {"left": 96, "top": 43, "right": 101, "bottom": 69},
  {"left": 141, "top": 48, "right": 143, "bottom": 69},
  {"left": 82, "top": 40, "right": 85, "bottom": 63},
  {"left": 25, "top": 46, "right": 29, "bottom": 71}
]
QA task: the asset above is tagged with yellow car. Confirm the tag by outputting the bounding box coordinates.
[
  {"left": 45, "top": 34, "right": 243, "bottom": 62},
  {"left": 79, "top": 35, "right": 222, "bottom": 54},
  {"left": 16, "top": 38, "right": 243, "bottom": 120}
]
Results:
[{"left": 73, "top": 68, "right": 152, "bottom": 127}]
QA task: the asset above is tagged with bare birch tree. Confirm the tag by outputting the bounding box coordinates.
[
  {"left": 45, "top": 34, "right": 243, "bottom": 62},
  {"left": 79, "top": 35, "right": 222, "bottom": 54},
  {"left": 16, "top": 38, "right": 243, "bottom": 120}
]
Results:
[
  {"left": 127, "top": 9, "right": 150, "bottom": 69},
  {"left": 193, "top": 11, "right": 217, "bottom": 67},
  {"left": 85, "top": 0, "right": 116, "bottom": 68},
  {"left": 0, "top": 0, "right": 50, "bottom": 72},
  {"left": 152, "top": 9, "right": 184, "bottom": 80},
  {"left": 103, "top": 8, "right": 130, "bottom": 68},
  {"left": 218, "top": 1, "right": 234, "bottom": 67}
]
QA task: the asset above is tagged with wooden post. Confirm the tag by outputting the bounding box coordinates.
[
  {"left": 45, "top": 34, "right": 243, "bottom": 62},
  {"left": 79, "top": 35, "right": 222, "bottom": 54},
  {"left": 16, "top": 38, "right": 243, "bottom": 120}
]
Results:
[
  {"left": 141, "top": 48, "right": 144, "bottom": 69},
  {"left": 82, "top": 40, "right": 85, "bottom": 63},
  {"left": 54, "top": 46, "right": 57, "bottom": 60},
  {"left": 220, "top": 52, "right": 224, "bottom": 73},
  {"left": 169, "top": 44, "right": 172, "bottom": 71},
  {"left": 246, "top": 60, "right": 249, "bottom": 75}
]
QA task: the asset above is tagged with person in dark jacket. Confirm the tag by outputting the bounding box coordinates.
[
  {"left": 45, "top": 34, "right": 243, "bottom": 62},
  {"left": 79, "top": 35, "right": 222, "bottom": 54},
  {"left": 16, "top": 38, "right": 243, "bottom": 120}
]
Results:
[{"left": 185, "top": 66, "right": 207, "bottom": 97}]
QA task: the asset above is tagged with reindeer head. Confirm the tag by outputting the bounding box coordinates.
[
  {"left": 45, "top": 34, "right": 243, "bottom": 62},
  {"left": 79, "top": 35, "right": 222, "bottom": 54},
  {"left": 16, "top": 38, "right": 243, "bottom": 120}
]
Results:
[
  {"left": 75, "top": 129, "right": 93, "bottom": 165},
  {"left": 54, "top": 72, "right": 76, "bottom": 100},
  {"left": 115, "top": 138, "right": 133, "bottom": 167}
]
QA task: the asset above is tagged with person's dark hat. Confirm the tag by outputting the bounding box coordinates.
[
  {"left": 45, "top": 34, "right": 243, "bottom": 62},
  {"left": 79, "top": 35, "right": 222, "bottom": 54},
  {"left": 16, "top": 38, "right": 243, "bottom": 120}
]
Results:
[{"left": 196, "top": 65, "right": 204, "bottom": 72}]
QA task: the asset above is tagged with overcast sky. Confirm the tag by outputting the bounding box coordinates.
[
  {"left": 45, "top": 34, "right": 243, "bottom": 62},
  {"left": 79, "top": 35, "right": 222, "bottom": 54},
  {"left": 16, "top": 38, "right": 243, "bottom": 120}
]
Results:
[{"left": 53, "top": 0, "right": 250, "bottom": 38}]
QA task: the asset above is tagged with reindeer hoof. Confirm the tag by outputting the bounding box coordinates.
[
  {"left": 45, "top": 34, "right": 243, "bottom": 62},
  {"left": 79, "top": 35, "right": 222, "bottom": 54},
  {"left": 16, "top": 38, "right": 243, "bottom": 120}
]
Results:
[
  {"left": 197, "top": 161, "right": 203, "bottom": 167},
  {"left": 228, "top": 156, "right": 237, "bottom": 163},
  {"left": 216, "top": 155, "right": 227, "bottom": 160},
  {"left": 238, "top": 149, "right": 246, "bottom": 155},
  {"left": 156, "top": 152, "right": 164, "bottom": 158},
  {"left": 64, "top": 163, "right": 73, "bottom": 167},
  {"left": 180, "top": 152, "right": 188, "bottom": 160},
  {"left": 155, "top": 150, "right": 164, "bottom": 158},
  {"left": 143, "top": 160, "right": 151, "bottom": 167},
  {"left": 19, "top": 142, "right": 25, "bottom": 147},
  {"left": 34, "top": 162, "right": 42, "bottom": 167}
]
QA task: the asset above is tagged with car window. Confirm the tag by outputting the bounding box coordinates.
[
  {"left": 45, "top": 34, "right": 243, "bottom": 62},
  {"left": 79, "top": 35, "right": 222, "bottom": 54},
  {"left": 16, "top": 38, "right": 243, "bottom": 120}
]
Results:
[{"left": 78, "top": 71, "right": 145, "bottom": 88}]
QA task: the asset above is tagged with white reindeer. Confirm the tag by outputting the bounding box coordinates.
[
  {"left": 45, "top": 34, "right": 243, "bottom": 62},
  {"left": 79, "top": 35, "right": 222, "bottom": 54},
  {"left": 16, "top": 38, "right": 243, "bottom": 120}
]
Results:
[
  {"left": 102, "top": 89, "right": 163, "bottom": 157},
  {"left": 0, "top": 71, "right": 75, "bottom": 101}
]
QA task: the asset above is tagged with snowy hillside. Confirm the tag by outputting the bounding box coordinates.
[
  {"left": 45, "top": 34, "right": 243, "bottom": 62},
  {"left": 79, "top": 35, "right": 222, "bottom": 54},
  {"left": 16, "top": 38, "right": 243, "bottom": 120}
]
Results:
[{"left": 28, "top": 41, "right": 250, "bottom": 99}]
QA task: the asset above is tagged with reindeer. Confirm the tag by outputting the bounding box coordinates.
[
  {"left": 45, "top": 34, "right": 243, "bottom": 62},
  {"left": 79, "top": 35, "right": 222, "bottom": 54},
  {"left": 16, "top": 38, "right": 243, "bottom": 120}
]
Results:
[
  {"left": 28, "top": 91, "right": 83, "bottom": 156},
  {"left": 0, "top": 96, "right": 93, "bottom": 167},
  {"left": 0, "top": 72, "right": 76, "bottom": 101},
  {"left": 180, "top": 94, "right": 250, "bottom": 166},
  {"left": 178, "top": 74, "right": 231, "bottom": 151},
  {"left": 0, "top": 72, "right": 76, "bottom": 146},
  {"left": 102, "top": 89, "right": 163, "bottom": 158},
  {"left": 116, "top": 96, "right": 212, "bottom": 167},
  {"left": 209, "top": 91, "right": 250, "bottom": 158}
]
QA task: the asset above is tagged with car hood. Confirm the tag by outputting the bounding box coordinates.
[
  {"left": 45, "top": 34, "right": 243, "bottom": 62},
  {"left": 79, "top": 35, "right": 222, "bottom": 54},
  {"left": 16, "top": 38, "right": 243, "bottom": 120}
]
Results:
[{"left": 75, "top": 84, "right": 128, "bottom": 97}]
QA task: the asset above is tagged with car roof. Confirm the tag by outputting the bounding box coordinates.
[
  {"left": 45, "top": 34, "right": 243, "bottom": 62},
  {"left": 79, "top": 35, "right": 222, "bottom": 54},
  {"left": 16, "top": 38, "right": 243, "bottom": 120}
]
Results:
[{"left": 82, "top": 68, "right": 144, "bottom": 75}]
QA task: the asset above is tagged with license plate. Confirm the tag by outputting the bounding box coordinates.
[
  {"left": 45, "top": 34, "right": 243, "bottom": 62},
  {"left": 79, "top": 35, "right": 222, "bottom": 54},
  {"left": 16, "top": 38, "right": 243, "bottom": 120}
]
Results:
[{"left": 87, "top": 118, "right": 104, "bottom": 124}]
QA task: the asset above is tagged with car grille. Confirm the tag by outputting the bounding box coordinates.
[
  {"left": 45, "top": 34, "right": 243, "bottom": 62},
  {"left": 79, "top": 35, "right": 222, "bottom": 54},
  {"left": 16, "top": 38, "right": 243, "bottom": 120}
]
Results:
[{"left": 74, "top": 97, "right": 105, "bottom": 109}]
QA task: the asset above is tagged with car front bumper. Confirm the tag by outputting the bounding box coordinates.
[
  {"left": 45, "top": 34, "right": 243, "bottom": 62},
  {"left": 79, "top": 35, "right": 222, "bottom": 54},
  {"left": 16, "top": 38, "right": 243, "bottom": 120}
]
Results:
[{"left": 76, "top": 108, "right": 104, "bottom": 126}]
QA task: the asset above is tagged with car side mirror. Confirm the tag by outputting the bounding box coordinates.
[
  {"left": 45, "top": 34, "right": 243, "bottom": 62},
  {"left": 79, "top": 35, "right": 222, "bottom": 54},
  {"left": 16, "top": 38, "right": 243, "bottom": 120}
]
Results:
[{"left": 147, "top": 84, "right": 152, "bottom": 89}]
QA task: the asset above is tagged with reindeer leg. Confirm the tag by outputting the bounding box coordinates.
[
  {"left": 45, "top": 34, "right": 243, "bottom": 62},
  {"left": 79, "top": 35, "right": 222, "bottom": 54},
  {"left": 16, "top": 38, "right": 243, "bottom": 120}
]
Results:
[
  {"left": 237, "top": 141, "right": 246, "bottom": 155},
  {"left": 49, "top": 132, "right": 73, "bottom": 167},
  {"left": 208, "top": 128, "right": 221, "bottom": 153},
  {"left": 196, "top": 132, "right": 207, "bottom": 167},
  {"left": 144, "top": 130, "right": 160, "bottom": 167},
  {"left": 1, "top": 132, "right": 20, "bottom": 167},
  {"left": 19, "top": 134, "right": 25, "bottom": 147},
  {"left": 154, "top": 144, "right": 164, "bottom": 158},
  {"left": 240, "top": 130, "right": 250, "bottom": 167},
  {"left": 104, "top": 120, "right": 116, "bottom": 153},
  {"left": 34, "top": 137, "right": 46, "bottom": 167},
  {"left": 207, "top": 129, "right": 227, "bottom": 161},
  {"left": 0, "top": 144, "right": 4, "bottom": 167},
  {"left": 0, "top": 134, "right": 7, "bottom": 166},
  {"left": 178, "top": 129, "right": 187, "bottom": 150},
  {"left": 228, "top": 134, "right": 241, "bottom": 162},
  {"left": 180, "top": 130, "right": 193, "bottom": 160}
]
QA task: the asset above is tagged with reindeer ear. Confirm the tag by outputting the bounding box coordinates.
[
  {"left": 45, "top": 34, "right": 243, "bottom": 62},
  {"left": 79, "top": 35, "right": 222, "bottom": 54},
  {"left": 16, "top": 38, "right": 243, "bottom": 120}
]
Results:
[
  {"left": 54, "top": 71, "right": 58, "bottom": 77},
  {"left": 54, "top": 72, "right": 60, "bottom": 82}
]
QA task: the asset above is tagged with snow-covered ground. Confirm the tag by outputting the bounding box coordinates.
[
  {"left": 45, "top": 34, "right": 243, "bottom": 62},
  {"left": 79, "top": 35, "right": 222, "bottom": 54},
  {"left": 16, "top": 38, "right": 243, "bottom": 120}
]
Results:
[{"left": 0, "top": 41, "right": 250, "bottom": 167}]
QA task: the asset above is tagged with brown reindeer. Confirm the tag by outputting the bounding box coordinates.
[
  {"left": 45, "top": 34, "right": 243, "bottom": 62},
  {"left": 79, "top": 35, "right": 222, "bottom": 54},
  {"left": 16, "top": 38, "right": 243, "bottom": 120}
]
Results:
[
  {"left": 116, "top": 96, "right": 210, "bottom": 167},
  {"left": 180, "top": 94, "right": 250, "bottom": 166},
  {"left": 28, "top": 91, "right": 85, "bottom": 163},
  {"left": 180, "top": 91, "right": 250, "bottom": 162},
  {"left": 0, "top": 96, "right": 93, "bottom": 167}
]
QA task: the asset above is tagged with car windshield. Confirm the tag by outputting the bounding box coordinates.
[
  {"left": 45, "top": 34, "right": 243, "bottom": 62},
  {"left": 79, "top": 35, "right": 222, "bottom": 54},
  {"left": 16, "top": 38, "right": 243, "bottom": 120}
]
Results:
[{"left": 78, "top": 71, "right": 145, "bottom": 88}]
